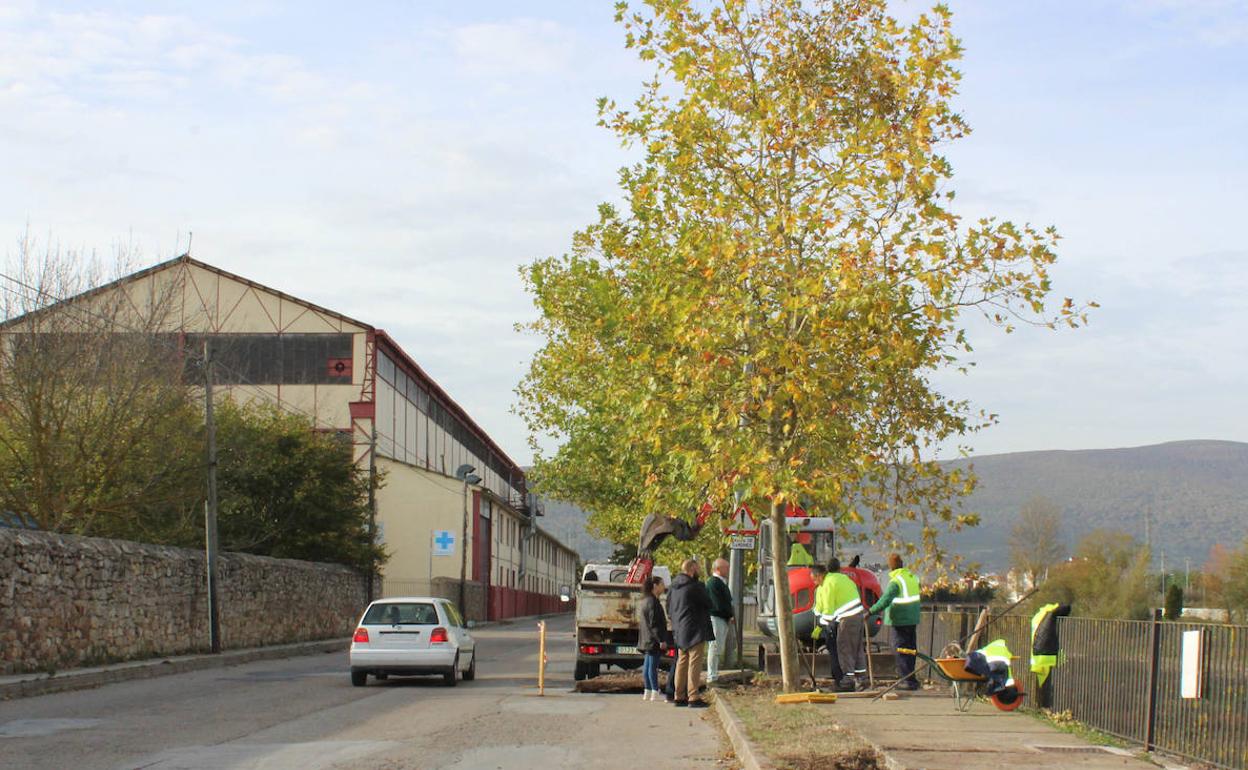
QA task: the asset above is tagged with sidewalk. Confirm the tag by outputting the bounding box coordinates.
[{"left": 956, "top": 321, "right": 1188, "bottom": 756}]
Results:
[{"left": 830, "top": 691, "right": 1157, "bottom": 770}]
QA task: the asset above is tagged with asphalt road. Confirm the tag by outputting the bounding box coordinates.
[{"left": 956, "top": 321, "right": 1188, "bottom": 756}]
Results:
[{"left": 0, "top": 614, "right": 727, "bottom": 770}]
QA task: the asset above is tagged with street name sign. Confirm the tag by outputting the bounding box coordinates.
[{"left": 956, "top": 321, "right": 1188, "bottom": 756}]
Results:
[{"left": 729, "top": 535, "right": 756, "bottom": 550}]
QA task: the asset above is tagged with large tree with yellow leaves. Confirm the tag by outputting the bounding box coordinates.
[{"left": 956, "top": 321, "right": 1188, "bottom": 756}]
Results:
[{"left": 519, "top": 0, "right": 1089, "bottom": 691}]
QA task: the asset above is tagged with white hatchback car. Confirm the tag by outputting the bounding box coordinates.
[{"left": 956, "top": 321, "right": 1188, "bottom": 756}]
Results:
[{"left": 349, "top": 596, "right": 477, "bottom": 687}]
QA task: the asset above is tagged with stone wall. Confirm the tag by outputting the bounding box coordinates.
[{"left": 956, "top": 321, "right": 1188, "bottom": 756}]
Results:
[
  {"left": 429, "top": 577, "right": 488, "bottom": 622},
  {"left": 0, "top": 529, "right": 369, "bottom": 675}
]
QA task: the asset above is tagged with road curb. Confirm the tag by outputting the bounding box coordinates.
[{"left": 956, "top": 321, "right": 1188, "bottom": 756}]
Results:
[
  {"left": 713, "top": 694, "right": 772, "bottom": 770},
  {"left": 0, "top": 638, "right": 347, "bottom": 701}
]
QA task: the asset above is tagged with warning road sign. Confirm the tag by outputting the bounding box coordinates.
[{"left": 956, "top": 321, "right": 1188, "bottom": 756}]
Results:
[{"left": 724, "top": 504, "right": 759, "bottom": 535}]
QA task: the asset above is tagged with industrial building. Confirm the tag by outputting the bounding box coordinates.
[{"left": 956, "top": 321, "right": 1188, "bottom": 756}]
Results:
[{"left": 16, "top": 255, "right": 576, "bottom": 621}]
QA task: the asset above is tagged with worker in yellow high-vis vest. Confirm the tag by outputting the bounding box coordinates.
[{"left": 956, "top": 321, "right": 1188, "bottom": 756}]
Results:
[
  {"left": 815, "top": 558, "right": 868, "bottom": 691},
  {"left": 868, "top": 553, "right": 922, "bottom": 691}
]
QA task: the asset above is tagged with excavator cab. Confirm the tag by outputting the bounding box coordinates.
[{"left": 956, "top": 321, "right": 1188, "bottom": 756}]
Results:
[{"left": 754, "top": 515, "right": 883, "bottom": 647}]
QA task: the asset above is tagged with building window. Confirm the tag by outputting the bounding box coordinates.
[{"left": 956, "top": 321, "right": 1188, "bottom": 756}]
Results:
[{"left": 188, "top": 333, "right": 353, "bottom": 385}]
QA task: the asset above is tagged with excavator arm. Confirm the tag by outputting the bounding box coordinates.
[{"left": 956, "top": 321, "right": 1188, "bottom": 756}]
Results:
[{"left": 624, "top": 502, "right": 716, "bottom": 584}]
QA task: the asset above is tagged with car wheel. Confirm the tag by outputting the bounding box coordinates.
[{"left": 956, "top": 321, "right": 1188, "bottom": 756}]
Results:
[
  {"left": 351, "top": 670, "right": 367, "bottom": 687},
  {"left": 574, "top": 661, "right": 589, "bottom": 681},
  {"left": 443, "top": 655, "right": 459, "bottom": 687},
  {"left": 587, "top": 662, "right": 600, "bottom": 679},
  {"left": 462, "top": 652, "right": 476, "bottom": 682}
]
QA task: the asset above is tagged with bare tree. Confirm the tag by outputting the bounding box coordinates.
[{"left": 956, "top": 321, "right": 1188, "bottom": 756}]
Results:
[
  {"left": 0, "top": 233, "right": 201, "bottom": 542},
  {"left": 1009, "top": 496, "right": 1065, "bottom": 587}
]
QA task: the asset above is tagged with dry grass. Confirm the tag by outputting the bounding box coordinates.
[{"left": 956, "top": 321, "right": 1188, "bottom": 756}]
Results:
[{"left": 721, "top": 677, "right": 884, "bottom": 770}]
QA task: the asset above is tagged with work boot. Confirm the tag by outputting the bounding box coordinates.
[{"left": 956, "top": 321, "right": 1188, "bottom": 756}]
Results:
[
  {"left": 854, "top": 676, "right": 868, "bottom": 692},
  {"left": 836, "top": 677, "right": 856, "bottom": 692}
]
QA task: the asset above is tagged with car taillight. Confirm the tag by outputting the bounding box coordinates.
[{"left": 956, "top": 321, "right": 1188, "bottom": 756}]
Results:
[
  {"left": 353, "top": 628, "right": 369, "bottom": 643},
  {"left": 430, "top": 627, "right": 449, "bottom": 644},
  {"left": 579, "top": 644, "right": 602, "bottom": 655}
]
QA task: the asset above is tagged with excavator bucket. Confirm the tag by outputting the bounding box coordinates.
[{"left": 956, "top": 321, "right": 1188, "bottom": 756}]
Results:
[{"left": 637, "top": 513, "right": 701, "bottom": 554}]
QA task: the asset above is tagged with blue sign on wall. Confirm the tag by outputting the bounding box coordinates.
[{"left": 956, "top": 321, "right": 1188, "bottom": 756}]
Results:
[{"left": 432, "top": 530, "right": 455, "bottom": 556}]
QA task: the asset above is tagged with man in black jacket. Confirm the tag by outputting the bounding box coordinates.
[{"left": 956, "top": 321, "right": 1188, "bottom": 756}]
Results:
[{"left": 666, "top": 558, "right": 714, "bottom": 708}]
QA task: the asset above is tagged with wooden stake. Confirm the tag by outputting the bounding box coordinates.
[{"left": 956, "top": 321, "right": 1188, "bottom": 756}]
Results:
[
  {"left": 536, "top": 618, "right": 546, "bottom": 698},
  {"left": 864, "top": 618, "right": 875, "bottom": 689}
]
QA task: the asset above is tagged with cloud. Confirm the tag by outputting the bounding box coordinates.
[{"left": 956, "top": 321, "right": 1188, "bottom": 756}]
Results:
[
  {"left": 1120, "top": 0, "right": 1248, "bottom": 47},
  {"left": 451, "top": 19, "right": 575, "bottom": 76}
]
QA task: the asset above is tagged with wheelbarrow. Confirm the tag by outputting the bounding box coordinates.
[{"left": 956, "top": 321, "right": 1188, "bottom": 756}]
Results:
[{"left": 915, "top": 651, "right": 1025, "bottom": 712}]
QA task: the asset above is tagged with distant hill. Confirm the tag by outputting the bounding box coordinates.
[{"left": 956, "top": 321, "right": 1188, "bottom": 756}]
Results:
[
  {"left": 532, "top": 440, "right": 1248, "bottom": 570},
  {"left": 535, "top": 496, "right": 614, "bottom": 563},
  {"left": 945, "top": 440, "right": 1248, "bottom": 571}
]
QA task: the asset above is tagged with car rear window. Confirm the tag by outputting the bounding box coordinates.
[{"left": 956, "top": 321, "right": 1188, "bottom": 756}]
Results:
[{"left": 363, "top": 602, "right": 439, "bottom": 625}]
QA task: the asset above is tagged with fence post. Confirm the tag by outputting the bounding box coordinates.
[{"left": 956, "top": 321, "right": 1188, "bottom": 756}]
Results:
[{"left": 1144, "top": 607, "right": 1162, "bottom": 751}]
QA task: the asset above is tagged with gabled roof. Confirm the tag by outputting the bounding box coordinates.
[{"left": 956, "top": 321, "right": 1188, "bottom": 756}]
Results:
[{"left": 1, "top": 254, "right": 375, "bottom": 333}]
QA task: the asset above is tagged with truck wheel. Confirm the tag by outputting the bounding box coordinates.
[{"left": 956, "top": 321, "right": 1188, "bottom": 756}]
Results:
[
  {"left": 588, "top": 663, "right": 600, "bottom": 679},
  {"left": 574, "top": 661, "right": 589, "bottom": 681}
]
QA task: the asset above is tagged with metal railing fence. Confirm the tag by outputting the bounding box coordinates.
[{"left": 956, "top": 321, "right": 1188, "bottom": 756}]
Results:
[
  {"left": 916, "top": 607, "right": 1248, "bottom": 770},
  {"left": 1052, "top": 617, "right": 1153, "bottom": 744},
  {"left": 1153, "top": 622, "right": 1248, "bottom": 769}
]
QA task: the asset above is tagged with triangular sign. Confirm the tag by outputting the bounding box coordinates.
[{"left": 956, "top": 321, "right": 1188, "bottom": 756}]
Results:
[{"left": 725, "top": 503, "right": 759, "bottom": 535}]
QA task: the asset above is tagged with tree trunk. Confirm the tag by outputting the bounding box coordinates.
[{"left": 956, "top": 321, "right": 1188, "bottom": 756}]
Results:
[{"left": 769, "top": 498, "right": 799, "bottom": 692}]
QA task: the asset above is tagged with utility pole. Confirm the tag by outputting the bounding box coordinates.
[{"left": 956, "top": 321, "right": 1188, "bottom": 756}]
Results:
[
  {"left": 366, "top": 428, "right": 377, "bottom": 603},
  {"left": 728, "top": 492, "right": 745, "bottom": 667},
  {"left": 203, "top": 338, "right": 221, "bottom": 654},
  {"left": 459, "top": 477, "right": 470, "bottom": 612}
]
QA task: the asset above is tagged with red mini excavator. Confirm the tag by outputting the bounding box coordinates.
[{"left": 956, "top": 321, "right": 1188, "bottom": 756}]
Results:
[{"left": 623, "top": 502, "right": 716, "bottom": 584}]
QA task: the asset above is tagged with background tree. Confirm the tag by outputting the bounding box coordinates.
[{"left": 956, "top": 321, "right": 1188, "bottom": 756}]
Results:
[
  {"left": 1222, "top": 539, "right": 1248, "bottom": 624},
  {"left": 1164, "top": 582, "right": 1184, "bottom": 620},
  {"left": 1008, "top": 496, "right": 1064, "bottom": 587},
  {"left": 1200, "top": 543, "right": 1231, "bottom": 612},
  {"left": 0, "top": 236, "right": 202, "bottom": 541},
  {"left": 1037, "top": 529, "right": 1154, "bottom": 619},
  {"left": 519, "top": 0, "right": 1089, "bottom": 690},
  {"left": 214, "top": 400, "right": 384, "bottom": 572}
]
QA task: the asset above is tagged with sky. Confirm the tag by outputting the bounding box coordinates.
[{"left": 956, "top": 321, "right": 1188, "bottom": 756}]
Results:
[{"left": 1, "top": 0, "right": 1245, "bottom": 466}]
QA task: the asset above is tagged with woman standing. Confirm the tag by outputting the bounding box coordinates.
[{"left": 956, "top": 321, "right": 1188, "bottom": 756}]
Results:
[{"left": 637, "top": 575, "right": 670, "bottom": 701}]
